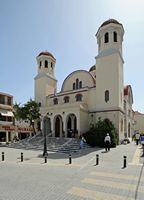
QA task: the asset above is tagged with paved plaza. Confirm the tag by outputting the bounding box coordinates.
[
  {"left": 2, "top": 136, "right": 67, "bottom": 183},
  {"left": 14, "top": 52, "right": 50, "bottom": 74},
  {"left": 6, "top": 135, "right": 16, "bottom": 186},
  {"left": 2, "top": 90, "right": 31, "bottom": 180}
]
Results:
[{"left": 0, "top": 142, "right": 144, "bottom": 200}]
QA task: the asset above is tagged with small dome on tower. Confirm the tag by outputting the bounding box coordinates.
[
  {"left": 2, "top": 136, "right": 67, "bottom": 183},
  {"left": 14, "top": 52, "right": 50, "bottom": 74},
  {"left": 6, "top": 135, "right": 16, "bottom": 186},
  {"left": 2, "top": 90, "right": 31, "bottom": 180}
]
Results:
[
  {"left": 37, "top": 51, "right": 56, "bottom": 60},
  {"left": 100, "top": 19, "right": 122, "bottom": 28},
  {"left": 89, "top": 65, "right": 96, "bottom": 72}
]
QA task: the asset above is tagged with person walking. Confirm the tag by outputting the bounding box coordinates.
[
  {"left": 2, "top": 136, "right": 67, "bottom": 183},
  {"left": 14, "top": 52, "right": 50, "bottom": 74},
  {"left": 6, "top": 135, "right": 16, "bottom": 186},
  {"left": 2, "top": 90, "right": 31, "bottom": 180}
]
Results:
[
  {"left": 80, "top": 136, "right": 86, "bottom": 149},
  {"left": 104, "top": 133, "right": 111, "bottom": 152},
  {"left": 135, "top": 132, "right": 140, "bottom": 145},
  {"left": 140, "top": 135, "right": 144, "bottom": 156}
]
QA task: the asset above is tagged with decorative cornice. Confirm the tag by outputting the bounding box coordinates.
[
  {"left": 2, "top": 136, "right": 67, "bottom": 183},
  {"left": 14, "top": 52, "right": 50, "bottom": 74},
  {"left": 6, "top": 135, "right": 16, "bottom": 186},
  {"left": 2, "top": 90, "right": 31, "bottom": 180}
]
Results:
[
  {"left": 89, "top": 108, "right": 125, "bottom": 114},
  {"left": 95, "top": 48, "right": 124, "bottom": 64}
]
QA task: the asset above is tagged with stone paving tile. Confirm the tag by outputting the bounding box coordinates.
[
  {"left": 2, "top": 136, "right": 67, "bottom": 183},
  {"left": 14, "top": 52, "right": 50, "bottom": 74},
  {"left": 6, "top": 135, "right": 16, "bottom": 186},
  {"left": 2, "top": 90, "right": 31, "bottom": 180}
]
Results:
[
  {"left": 0, "top": 142, "right": 144, "bottom": 200},
  {"left": 68, "top": 186, "right": 134, "bottom": 200}
]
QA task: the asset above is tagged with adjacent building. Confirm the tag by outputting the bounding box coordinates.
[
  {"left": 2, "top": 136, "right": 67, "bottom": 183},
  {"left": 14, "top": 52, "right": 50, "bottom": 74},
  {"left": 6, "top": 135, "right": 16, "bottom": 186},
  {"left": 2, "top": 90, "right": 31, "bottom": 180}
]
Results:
[
  {"left": 133, "top": 111, "right": 144, "bottom": 134},
  {"left": 0, "top": 92, "right": 32, "bottom": 143}
]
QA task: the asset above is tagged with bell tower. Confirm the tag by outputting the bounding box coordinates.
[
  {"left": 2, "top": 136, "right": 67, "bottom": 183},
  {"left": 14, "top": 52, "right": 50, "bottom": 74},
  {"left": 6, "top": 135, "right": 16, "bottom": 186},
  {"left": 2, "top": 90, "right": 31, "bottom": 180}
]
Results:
[
  {"left": 95, "top": 19, "right": 124, "bottom": 111},
  {"left": 34, "top": 51, "right": 57, "bottom": 107},
  {"left": 95, "top": 19, "right": 125, "bottom": 139}
]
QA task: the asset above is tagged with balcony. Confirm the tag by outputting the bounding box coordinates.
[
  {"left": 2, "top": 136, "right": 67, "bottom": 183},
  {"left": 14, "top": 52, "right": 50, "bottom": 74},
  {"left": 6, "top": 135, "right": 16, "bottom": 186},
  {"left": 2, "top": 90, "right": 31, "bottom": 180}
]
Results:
[{"left": 0, "top": 104, "right": 13, "bottom": 110}]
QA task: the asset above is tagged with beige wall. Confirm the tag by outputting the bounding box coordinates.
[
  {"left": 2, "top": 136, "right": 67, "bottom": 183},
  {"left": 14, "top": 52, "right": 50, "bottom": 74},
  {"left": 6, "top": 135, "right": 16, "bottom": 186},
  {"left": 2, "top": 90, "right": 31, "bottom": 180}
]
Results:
[
  {"left": 95, "top": 53, "right": 123, "bottom": 110},
  {"left": 35, "top": 75, "right": 57, "bottom": 107},
  {"left": 61, "top": 70, "right": 95, "bottom": 92},
  {"left": 134, "top": 113, "right": 144, "bottom": 134},
  {"left": 80, "top": 110, "right": 89, "bottom": 134}
]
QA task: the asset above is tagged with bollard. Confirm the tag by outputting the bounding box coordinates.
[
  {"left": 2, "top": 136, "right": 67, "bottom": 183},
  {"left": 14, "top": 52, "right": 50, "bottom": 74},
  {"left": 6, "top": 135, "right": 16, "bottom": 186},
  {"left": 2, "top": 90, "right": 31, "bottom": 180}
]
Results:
[
  {"left": 69, "top": 154, "right": 72, "bottom": 164},
  {"left": 2, "top": 152, "right": 4, "bottom": 161},
  {"left": 44, "top": 153, "right": 47, "bottom": 163},
  {"left": 123, "top": 156, "right": 127, "bottom": 168},
  {"left": 96, "top": 154, "right": 99, "bottom": 165},
  {"left": 21, "top": 152, "right": 23, "bottom": 162}
]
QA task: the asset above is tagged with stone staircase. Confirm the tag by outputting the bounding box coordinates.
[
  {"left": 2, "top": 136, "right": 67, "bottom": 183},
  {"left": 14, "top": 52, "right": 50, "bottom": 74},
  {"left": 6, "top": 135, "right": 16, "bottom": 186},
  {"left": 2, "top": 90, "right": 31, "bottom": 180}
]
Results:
[{"left": 8, "top": 134, "right": 91, "bottom": 153}]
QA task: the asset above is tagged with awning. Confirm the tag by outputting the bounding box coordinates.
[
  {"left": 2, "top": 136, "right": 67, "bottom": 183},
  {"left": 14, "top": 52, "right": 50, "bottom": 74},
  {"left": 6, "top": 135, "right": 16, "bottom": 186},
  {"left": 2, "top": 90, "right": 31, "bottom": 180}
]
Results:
[{"left": 0, "top": 110, "right": 14, "bottom": 117}]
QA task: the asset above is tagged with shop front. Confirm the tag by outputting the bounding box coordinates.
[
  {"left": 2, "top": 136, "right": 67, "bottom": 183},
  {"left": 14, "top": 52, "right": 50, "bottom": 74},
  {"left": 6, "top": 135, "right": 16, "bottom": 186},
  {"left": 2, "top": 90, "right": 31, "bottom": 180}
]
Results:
[{"left": 0, "top": 125, "right": 33, "bottom": 143}]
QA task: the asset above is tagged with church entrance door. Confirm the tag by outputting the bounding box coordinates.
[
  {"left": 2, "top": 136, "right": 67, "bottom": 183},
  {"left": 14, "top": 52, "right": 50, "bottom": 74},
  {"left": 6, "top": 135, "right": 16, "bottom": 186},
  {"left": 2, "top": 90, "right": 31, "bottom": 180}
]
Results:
[
  {"left": 66, "top": 114, "right": 77, "bottom": 138},
  {"left": 55, "top": 115, "right": 63, "bottom": 137}
]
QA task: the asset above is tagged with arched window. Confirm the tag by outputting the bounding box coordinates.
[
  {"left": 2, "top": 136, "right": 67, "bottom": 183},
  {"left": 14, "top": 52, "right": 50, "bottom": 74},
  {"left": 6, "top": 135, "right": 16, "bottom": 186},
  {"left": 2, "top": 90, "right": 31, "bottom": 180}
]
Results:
[
  {"left": 73, "top": 83, "right": 76, "bottom": 90},
  {"left": 73, "top": 79, "right": 82, "bottom": 90},
  {"left": 113, "top": 31, "right": 117, "bottom": 42},
  {"left": 64, "top": 96, "right": 70, "bottom": 103},
  {"left": 105, "top": 90, "right": 109, "bottom": 102},
  {"left": 76, "top": 78, "right": 79, "bottom": 89},
  {"left": 104, "top": 32, "right": 109, "bottom": 43},
  {"left": 51, "top": 62, "right": 53, "bottom": 69},
  {"left": 75, "top": 94, "right": 82, "bottom": 102},
  {"left": 45, "top": 60, "right": 48, "bottom": 68},
  {"left": 53, "top": 98, "right": 58, "bottom": 105},
  {"left": 79, "top": 81, "right": 82, "bottom": 88},
  {"left": 39, "top": 61, "right": 42, "bottom": 68}
]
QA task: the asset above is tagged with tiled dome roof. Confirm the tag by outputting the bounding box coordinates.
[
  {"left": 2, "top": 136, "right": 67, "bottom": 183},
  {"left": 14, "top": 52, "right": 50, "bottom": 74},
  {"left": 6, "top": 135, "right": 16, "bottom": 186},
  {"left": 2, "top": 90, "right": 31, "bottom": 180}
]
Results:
[
  {"left": 124, "top": 85, "right": 129, "bottom": 95},
  {"left": 100, "top": 19, "right": 121, "bottom": 28},
  {"left": 89, "top": 65, "right": 96, "bottom": 72},
  {"left": 38, "top": 51, "right": 56, "bottom": 60}
]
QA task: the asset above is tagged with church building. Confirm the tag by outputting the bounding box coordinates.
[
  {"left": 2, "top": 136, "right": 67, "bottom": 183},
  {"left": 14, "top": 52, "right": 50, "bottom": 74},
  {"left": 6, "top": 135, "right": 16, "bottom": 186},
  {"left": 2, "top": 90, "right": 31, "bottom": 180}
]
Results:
[{"left": 34, "top": 19, "right": 133, "bottom": 142}]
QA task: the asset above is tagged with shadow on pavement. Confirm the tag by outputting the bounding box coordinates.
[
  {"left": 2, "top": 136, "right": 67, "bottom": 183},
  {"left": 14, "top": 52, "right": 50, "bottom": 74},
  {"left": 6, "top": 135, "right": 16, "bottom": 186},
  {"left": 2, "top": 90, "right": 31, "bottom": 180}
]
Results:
[{"left": 37, "top": 147, "right": 102, "bottom": 159}]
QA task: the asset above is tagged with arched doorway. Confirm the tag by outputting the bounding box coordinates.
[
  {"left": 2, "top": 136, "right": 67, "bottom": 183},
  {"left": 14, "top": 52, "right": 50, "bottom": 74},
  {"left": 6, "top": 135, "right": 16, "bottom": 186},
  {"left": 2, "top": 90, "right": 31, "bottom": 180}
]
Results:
[
  {"left": 67, "top": 117, "right": 72, "bottom": 130},
  {"left": 66, "top": 114, "right": 77, "bottom": 137},
  {"left": 54, "top": 115, "right": 63, "bottom": 137}
]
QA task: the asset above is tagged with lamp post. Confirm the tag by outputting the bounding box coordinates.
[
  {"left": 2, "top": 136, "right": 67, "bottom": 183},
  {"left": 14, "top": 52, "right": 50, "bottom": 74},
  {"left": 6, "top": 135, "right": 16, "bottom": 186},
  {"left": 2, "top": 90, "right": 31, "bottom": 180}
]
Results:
[{"left": 43, "top": 117, "right": 48, "bottom": 157}]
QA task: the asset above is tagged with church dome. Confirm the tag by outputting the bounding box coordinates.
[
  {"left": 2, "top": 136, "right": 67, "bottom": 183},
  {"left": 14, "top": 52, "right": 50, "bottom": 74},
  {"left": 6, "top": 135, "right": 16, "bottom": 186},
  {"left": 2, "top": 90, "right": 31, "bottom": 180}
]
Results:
[
  {"left": 89, "top": 65, "right": 96, "bottom": 72},
  {"left": 37, "top": 51, "right": 56, "bottom": 60},
  {"left": 100, "top": 19, "right": 121, "bottom": 28}
]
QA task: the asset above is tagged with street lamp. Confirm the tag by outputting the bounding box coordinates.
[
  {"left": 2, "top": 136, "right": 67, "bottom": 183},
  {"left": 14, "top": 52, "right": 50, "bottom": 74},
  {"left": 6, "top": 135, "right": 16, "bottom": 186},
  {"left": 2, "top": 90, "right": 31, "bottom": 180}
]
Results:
[{"left": 43, "top": 116, "right": 48, "bottom": 157}]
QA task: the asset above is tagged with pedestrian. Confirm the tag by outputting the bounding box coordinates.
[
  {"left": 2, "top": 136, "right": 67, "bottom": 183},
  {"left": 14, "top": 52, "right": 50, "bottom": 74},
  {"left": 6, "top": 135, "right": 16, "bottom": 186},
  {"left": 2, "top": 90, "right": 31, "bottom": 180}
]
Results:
[
  {"left": 140, "top": 135, "right": 144, "bottom": 156},
  {"left": 135, "top": 132, "right": 140, "bottom": 145},
  {"left": 104, "top": 133, "right": 111, "bottom": 152},
  {"left": 80, "top": 136, "right": 86, "bottom": 149}
]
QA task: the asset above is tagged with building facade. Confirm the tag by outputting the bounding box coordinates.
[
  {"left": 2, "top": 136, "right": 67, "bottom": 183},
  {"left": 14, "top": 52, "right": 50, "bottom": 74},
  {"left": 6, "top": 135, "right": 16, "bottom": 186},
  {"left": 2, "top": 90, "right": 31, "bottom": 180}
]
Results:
[
  {"left": 0, "top": 92, "right": 33, "bottom": 143},
  {"left": 0, "top": 92, "right": 14, "bottom": 142},
  {"left": 34, "top": 19, "right": 133, "bottom": 141},
  {"left": 133, "top": 111, "right": 144, "bottom": 134}
]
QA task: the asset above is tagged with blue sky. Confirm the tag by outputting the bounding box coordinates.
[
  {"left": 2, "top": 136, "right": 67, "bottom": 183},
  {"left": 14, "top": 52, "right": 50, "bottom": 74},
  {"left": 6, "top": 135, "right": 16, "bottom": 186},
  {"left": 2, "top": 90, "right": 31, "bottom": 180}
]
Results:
[{"left": 0, "top": 0, "right": 144, "bottom": 112}]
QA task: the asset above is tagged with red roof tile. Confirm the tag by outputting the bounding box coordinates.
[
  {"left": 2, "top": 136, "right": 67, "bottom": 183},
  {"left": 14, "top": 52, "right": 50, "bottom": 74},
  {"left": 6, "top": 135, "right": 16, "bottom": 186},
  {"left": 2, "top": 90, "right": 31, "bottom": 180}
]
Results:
[
  {"left": 100, "top": 19, "right": 121, "bottom": 28},
  {"left": 38, "top": 51, "right": 56, "bottom": 60}
]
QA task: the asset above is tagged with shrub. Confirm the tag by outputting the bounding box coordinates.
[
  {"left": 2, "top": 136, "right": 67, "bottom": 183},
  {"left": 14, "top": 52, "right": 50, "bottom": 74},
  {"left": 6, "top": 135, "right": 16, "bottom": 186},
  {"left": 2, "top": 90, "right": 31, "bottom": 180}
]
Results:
[{"left": 83, "top": 117, "right": 118, "bottom": 148}]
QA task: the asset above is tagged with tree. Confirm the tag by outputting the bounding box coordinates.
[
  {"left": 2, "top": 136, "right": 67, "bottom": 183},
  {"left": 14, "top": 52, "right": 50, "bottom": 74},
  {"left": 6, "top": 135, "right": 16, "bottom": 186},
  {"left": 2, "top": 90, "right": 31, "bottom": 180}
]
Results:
[
  {"left": 83, "top": 117, "right": 118, "bottom": 147},
  {"left": 14, "top": 99, "right": 41, "bottom": 134}
]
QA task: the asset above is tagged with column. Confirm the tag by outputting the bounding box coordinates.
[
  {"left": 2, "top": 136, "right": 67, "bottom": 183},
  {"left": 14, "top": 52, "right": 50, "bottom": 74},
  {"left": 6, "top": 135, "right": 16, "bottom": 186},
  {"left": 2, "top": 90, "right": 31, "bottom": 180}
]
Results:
[
  {"left": 63, "top": 118, "right": 67, "bottom": 137},
  {"left": 51, "top": 117, "right": 55, "bottom": 137},
  {"left": 60, "top": 118, "right": 62, "bottom": 137},
  {"left": 71, "top": 116, "right": 75, "bottom": 130},
  {"left": 77, "top": 114, "right": 80, "bottom": 137}
]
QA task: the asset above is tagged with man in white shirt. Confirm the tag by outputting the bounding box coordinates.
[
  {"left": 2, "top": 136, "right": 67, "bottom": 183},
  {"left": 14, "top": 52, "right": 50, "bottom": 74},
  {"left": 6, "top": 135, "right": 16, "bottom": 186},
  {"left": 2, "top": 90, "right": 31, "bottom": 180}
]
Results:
[
  {"left": 140, "top": 135, "right": 144, "bottom": 156},
  {"left": 104, "top": 133, "right": 111, "bottom": 152},
  {"left": 135, "top": 132, "right": 140, "bottom": 145}
]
